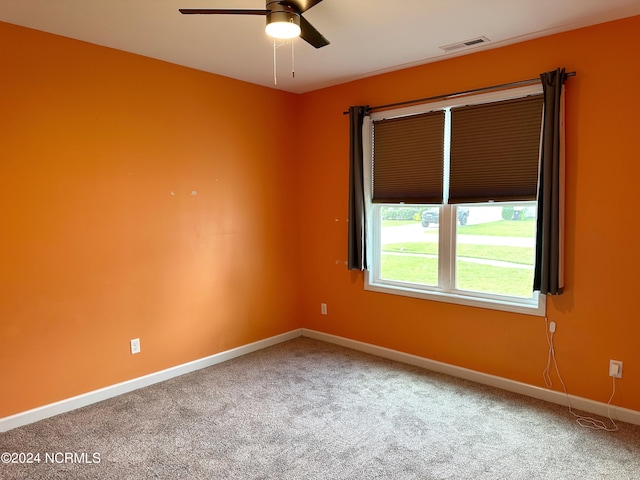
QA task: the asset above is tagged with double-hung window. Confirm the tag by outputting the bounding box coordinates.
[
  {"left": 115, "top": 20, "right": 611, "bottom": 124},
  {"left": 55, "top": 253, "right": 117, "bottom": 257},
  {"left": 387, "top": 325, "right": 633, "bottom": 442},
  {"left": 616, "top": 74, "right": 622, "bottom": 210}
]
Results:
[{"left": 363, "top": 85, "right": 546, "bottom": 315}]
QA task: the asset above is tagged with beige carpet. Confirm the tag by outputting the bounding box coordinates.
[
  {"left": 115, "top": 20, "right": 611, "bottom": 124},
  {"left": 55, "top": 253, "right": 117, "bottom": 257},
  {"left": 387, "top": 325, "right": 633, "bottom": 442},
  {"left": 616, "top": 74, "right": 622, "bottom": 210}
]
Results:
[{"left": 2, "top": 337, "right": 639, "bottom": 479}]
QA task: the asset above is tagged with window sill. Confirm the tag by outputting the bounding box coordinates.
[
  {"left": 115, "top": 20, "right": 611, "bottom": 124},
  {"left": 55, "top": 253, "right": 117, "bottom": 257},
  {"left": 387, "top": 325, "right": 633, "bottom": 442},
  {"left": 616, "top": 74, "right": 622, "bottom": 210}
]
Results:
[{"left": 365, "top": 275, "right": 546, "bottom": 317}]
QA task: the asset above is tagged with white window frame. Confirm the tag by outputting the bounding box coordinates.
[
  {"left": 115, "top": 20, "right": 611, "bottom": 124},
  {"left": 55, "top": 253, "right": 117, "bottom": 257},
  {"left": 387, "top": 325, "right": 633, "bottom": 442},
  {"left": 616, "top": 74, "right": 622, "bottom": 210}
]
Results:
[{"left": 363, "top": 85, "right": 546, "bottom": 316}]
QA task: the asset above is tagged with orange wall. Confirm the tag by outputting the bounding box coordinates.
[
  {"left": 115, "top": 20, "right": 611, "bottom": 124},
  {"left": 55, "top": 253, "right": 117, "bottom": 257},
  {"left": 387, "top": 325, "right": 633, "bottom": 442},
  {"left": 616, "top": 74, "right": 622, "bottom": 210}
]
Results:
[
  {"left": 3, "top": 15, "right": 640, "bottom": 419},
  {"left": 0, "top": 22, "right": 300, "bottom": 417},
  {"left": 297, "top": 16, "right": 640, "bottom": 411}
]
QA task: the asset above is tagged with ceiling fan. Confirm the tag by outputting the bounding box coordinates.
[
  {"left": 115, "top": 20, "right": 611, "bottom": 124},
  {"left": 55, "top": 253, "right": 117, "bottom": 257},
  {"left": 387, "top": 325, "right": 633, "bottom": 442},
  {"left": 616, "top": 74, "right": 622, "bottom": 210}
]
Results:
[{"left": 179, "top": 0, "right": 330, "bottom": 48}]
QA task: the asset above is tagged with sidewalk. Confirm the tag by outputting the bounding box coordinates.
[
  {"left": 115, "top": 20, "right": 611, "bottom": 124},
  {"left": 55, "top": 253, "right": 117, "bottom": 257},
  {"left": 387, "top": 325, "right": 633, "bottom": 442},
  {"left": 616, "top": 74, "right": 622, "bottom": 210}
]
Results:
[{"left": 382, "top": 251, "right": 533, "bottom": 269}]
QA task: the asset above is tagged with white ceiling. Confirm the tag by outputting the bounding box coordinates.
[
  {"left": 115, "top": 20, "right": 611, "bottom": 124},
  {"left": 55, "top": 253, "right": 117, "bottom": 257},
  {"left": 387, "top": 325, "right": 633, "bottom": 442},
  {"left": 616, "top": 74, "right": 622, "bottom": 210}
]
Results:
[{"left": 1, "top": 0, "right": 639, "bottom": 94}]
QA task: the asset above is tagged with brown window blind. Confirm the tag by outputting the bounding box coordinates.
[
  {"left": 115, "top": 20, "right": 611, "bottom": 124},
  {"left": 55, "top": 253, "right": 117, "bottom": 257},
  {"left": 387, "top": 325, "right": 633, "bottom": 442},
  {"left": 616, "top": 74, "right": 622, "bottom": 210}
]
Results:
[
  {"left": 448, "top": 94, "right": 543, "bottom": 204},
  {"left": 372, "top": 111, "right": 445, "bottom": 204}
]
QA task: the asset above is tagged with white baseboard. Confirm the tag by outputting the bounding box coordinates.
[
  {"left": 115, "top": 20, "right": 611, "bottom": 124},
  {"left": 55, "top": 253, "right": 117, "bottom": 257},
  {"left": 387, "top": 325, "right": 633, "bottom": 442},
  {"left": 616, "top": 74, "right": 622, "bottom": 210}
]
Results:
[
  {"left": 0, "top": 329, "right": 303, "bottom": 432},
  {"left": 301, "top": 328, "right": 640, "bottom": 427},
  {"left": 4, "top": 327, "right": 638, "bottom": 432}
]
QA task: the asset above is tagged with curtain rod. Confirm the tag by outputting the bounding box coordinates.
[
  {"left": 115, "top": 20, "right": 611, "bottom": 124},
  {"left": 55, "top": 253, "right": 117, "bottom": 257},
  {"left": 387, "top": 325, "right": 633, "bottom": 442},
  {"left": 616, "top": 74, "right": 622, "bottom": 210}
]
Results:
[{"left": 342, "top": 71, "right": 576, "bottom": 115}]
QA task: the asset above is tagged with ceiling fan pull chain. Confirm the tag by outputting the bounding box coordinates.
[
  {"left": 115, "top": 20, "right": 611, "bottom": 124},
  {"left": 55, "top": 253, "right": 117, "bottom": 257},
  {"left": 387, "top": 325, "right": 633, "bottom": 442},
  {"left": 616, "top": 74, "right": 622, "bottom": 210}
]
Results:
[
  {"left": 273, "top": 37, "right": 278, "bottom": 85},
  {"left": 292, "top": 39, "right": 295, "bottom": 79}
]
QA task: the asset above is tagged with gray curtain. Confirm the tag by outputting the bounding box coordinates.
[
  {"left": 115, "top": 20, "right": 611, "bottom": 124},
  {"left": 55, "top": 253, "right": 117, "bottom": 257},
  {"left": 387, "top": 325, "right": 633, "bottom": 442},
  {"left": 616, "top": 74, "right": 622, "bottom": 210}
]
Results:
[
  {"left": 348, "top": 106, "right": 368, "bottom": 270},
  {"left": 534, "top": 68, "right": 567, "bottom": 295}
]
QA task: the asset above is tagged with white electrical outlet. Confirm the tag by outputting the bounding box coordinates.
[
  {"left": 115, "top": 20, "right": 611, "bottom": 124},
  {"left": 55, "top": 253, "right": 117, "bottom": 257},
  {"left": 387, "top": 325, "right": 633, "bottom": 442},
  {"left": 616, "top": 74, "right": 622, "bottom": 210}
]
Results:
[
  {"left": 130, "top": 338, "right": 141, "bottom": 355},
  {"left": 609, "top": 359, "right": 622, "bottom": 378},
  {"left": 321, "top": 303, "right": 327, "bottom": 315}
]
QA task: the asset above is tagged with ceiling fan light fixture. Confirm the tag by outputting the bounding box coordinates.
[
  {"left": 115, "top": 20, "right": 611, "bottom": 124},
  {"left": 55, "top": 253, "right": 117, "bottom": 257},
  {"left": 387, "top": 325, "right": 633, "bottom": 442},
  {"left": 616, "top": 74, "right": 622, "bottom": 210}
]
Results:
[{"left": 265, "top": 11, "right": 301, "bottom": 39}]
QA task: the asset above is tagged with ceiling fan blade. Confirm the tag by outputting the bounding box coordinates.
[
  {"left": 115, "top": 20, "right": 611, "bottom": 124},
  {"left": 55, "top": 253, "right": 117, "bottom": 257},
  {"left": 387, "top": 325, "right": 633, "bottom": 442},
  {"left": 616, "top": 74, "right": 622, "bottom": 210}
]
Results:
[
  {"left": 281, "top": 0, "right": 323, "bottom": 14},
  {"left": 179, "top": 9, "right": 268, "bottom": 15},
  {"left": 299, "top": 15, "right": 329, "bottom": 48}
]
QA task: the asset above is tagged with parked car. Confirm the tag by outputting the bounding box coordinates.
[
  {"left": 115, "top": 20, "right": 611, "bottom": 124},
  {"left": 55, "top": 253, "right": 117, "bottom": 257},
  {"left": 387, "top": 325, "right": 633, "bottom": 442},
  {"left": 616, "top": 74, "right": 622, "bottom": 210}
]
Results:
[{"left": 421, "top": 207, "right": 469, "bottom": 227}]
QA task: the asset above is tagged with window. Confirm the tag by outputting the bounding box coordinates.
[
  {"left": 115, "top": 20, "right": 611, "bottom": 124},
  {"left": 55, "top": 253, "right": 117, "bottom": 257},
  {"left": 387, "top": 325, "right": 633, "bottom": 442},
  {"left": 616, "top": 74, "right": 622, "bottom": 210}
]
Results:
[{"left": 364, "top": 86, "right": 546, "bottom": 315}]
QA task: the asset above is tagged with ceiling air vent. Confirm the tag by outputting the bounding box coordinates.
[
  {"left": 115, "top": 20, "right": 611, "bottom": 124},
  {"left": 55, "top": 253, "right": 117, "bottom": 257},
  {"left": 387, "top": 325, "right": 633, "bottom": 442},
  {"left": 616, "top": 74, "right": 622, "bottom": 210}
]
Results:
[{"left": 440, "top": 36, "right": 491, "bottom": 53}]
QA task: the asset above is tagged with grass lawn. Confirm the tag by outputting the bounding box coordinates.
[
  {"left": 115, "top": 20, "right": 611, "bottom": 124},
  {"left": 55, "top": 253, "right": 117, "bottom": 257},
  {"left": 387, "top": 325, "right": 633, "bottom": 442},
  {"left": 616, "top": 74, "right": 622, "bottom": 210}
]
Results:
[
  {"left": 456, "top": 262, "right": 533, "bottom": 297},
  {"left": 383, "top": 219, "right": 536, "bottom": 236},
  {"left": 380, "top": 219, "right": 536, "bottom": 296},
  {"left": 381, "top": 254, "right": 533, "bottom": 297},
  {"left": 383, "top": 242, "right": 534, "bottom": 266},
  {"left": 379, "top": 219, "right": 537, "bottom": 297},
  {"left": 459, "top": 219, "right": 536, "bottom": 237},
  {"left": 381, "top": 255, "right": 439, "bottom": 286}
]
